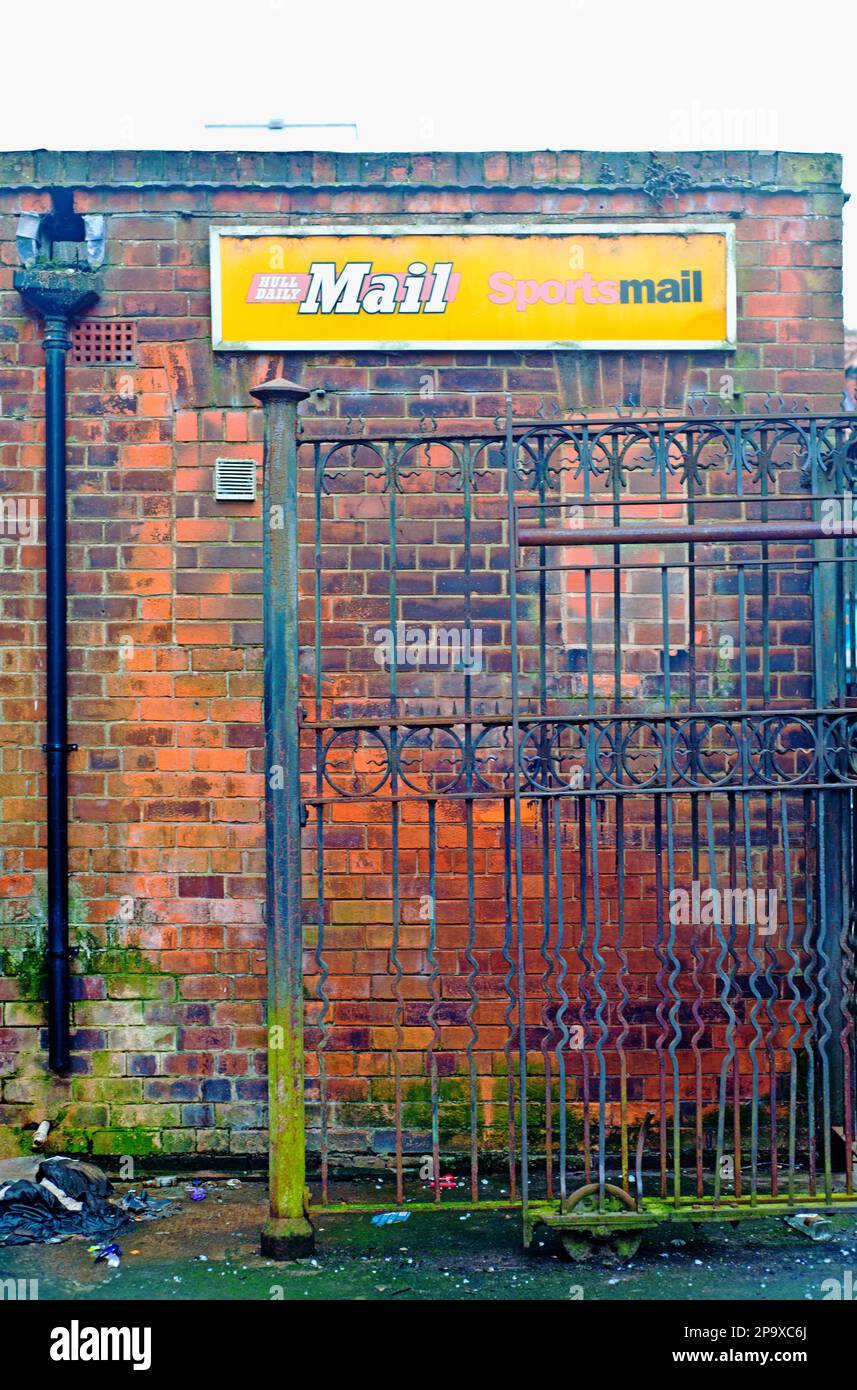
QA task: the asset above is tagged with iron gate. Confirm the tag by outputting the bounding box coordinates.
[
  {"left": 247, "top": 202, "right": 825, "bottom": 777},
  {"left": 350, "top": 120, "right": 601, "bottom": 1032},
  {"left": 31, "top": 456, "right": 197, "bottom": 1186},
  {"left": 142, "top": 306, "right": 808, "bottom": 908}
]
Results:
[{"left": 287, "top": 400, "right": 857, "bottom": 1249}]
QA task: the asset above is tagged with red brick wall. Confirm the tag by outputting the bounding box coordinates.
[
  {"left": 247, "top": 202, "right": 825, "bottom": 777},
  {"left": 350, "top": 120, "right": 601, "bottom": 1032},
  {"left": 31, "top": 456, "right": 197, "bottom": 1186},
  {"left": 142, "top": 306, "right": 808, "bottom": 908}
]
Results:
[{"left": 0, "top": 148, "right": 845, "bottom": 1162}]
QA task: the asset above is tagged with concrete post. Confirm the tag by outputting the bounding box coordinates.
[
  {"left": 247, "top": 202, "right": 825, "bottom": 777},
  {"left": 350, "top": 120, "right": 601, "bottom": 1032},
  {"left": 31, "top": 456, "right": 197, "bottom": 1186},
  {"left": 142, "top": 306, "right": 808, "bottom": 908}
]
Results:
[{"left": 250, "top": 377, "right": 314, "bottom": 1258}]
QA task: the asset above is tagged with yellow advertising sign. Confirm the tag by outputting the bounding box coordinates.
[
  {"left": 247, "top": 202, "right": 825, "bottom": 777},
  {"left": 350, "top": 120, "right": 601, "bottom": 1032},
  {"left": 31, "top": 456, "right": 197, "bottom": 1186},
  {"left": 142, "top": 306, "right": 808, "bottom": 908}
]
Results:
[{"left": 210, "top": 223, "right": 736, "bottom": 352}]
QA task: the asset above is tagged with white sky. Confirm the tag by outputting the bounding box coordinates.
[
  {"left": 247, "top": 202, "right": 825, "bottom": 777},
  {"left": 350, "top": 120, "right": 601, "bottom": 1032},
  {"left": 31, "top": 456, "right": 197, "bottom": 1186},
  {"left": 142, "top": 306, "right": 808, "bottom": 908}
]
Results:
[{"left": 4, "top": 0, "right": 856, "bottom": 323}]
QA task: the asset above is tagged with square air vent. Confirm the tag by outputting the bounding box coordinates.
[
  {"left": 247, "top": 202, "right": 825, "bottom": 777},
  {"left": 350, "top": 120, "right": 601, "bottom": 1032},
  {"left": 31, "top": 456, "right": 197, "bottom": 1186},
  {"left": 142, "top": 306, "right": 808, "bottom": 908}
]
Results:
[
  {"left": 70, "top": 320, "right": 136, "bottom": 365},
  {"left": 214, "top": 458, "right": 257, "bottom": 502}
]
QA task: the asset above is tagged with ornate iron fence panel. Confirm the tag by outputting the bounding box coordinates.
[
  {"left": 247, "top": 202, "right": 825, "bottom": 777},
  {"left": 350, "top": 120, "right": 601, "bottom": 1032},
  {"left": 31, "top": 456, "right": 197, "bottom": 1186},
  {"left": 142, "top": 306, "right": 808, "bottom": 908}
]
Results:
[{"left": 300, "top": 405, "right": 857, "bottom": 1242}]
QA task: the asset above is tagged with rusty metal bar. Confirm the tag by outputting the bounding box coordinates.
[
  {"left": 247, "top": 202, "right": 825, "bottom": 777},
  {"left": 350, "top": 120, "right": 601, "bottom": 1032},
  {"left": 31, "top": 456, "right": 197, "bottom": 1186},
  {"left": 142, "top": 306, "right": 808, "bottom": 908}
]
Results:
[
  {"left": 518, "top": 519, "right": 836, "bottom": 548},
  {"left": 302, "top": 703, "right": 857, "bottom": 733},
  {"left": 506, "top": 394, "right": 531, "bottom": 1219}
]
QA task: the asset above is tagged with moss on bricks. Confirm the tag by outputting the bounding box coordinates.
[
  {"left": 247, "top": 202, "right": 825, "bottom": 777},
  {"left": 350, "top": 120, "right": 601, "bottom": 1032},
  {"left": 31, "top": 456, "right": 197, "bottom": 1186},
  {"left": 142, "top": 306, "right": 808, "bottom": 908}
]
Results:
[
  {"left": 46, "top": 1130, "right": 92, "bottom": 1155},
  {"left": 91, "top": 1127, "right": 160, "bottom": 1157},
  {"left": 106, "top": 974, "right": 176, "bottom": 1000},
  {"left": 0, "top": 877, "right": 169, "bottom": 1011},
  {"left": 0, "top": 1125, "right": 30, "bottom": 1158},
  {"left": 73, "top": 926, "right": 161, "bottom": 979},
  {"left": 0, "top": 943, "right": 46, "bottom": 1001},
  {"left": 90, "top": 1050, "right": 124, "bottom": 1078},
  {"left": 161, "top": 1130, "right": 196, "bottom": 1155}
]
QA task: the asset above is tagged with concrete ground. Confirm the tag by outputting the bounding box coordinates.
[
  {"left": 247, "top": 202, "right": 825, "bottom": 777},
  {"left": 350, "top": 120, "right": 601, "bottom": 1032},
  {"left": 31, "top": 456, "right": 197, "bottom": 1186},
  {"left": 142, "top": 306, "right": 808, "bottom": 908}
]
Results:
[{"left": 2, "top": 1178, "right": 856, "bottom": 1300}]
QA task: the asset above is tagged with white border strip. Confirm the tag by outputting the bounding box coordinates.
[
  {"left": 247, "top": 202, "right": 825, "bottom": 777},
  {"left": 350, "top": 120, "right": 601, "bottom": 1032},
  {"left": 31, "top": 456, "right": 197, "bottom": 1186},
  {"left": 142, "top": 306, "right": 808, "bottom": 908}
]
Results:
[{"left": 209, "top": 222, "right": 737, "bottom": 353}]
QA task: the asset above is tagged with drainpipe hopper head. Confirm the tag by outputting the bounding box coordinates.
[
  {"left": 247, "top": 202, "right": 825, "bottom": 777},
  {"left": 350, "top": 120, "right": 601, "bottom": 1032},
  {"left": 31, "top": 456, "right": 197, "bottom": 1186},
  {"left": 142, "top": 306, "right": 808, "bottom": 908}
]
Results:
[{"left": 14, "top": 266, "right": 101, "bottom": 321}]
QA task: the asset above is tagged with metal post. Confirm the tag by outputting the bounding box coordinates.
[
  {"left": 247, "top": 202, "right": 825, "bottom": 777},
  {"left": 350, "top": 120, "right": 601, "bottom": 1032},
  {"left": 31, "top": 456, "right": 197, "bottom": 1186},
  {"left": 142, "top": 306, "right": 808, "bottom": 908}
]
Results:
[
  {"left": 251, "top": 377, "right": 314, "bottom": 1258},
  {"left": 813, "top": 435, "right": 845, "bottom": 1135}
]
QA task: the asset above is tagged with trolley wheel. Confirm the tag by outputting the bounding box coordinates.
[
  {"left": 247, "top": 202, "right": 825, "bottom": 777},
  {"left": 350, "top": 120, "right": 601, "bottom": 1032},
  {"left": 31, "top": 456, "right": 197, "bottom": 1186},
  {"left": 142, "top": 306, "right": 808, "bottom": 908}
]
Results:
[
  {"left": 559, "top": 1182, "right": 643, "bottom": 1262},
  {"left": 561, "top": 1231, "right": 598, "bottom": 1262},
  {"left": 560, "top": 1227, "right": 643, "bottom": 1262}
]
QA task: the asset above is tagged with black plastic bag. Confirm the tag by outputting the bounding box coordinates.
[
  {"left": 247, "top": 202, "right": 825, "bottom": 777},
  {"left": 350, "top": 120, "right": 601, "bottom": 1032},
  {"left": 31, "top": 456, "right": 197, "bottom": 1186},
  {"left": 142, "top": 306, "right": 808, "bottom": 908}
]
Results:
[{"left": 0, "top": 1158, "right": 129, "bottom": 1247}]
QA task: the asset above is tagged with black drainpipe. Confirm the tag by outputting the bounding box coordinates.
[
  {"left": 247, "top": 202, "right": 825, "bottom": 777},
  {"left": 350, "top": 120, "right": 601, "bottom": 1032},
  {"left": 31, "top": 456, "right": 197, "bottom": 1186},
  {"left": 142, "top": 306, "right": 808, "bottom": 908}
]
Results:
[{"left": 14, "top": 266, "right": 100, "bottom": 1072}]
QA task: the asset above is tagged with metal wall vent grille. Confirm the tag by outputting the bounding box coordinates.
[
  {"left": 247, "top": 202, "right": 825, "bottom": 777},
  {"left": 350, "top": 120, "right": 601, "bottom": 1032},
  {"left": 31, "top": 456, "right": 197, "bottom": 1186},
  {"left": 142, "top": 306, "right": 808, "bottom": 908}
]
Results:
[
  {"left": 214, "top": 458, "right": 257, "bottom": 502},
  {"left": 70, "top": 320, "right": 136, "bottom": 365}
]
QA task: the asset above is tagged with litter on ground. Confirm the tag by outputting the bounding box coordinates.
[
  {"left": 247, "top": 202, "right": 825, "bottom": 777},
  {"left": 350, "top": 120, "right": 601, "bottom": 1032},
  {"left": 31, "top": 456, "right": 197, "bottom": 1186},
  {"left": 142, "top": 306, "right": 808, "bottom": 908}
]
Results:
[
  {"left": 370, "top": 1211, "right": 411, "bottom": 1226},
  {"left": 784, "top": 1213, "right": 834, "bottom": 1242}
]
